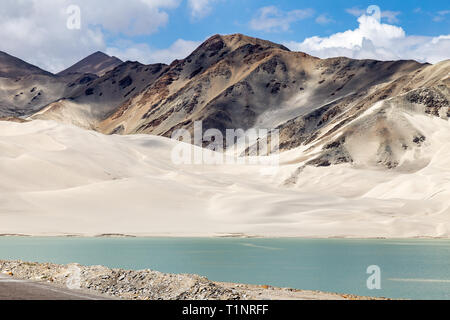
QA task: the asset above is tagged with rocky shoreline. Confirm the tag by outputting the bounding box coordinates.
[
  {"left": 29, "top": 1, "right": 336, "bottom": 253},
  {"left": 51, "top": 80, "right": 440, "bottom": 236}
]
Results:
[{"left": 0, "top": 260, "right": 386, "bottom": 300}]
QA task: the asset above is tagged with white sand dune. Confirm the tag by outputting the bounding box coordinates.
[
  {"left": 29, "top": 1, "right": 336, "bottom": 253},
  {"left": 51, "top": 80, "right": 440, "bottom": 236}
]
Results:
[{"left": 0, "top": 119, "right": 449, "bottom": 238}]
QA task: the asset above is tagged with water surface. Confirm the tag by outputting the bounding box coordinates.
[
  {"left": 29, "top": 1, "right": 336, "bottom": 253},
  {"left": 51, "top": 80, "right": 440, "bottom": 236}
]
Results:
[{"left": 1, "top": 237, "right": 450, "bottom": 299}]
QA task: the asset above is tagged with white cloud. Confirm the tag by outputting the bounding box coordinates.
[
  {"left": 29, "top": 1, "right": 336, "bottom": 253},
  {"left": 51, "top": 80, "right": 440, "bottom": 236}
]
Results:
[
  {"left": 285, "top": 14, "right": 450, "bottom": 64},
  {"left": 0, "top": 0, "right": 181, "bottom": 73},
  {"left": 149, "top": 39, "right": 202, "bottom": 63},
  {"left": 346, "top": 7, "right": 401, "bottom": 23},
  {"left": 81, "top": 0, "right": 181, "bottom": 36},
  {"left": 433, "top": 10, "right": 450, "bottom": 22},
  {"left": 107, "top": 39, "right": 201, "bottom": 65},
  {"left": 249, "top": 6, "right": 314, "bottom": 32},
  {"left": 381, "top": 11, "right": 402, "bottom": 23},
  {"left": 187, "top": 0, "right": 217, "bottom": 20},
  {"left": 315, "top": 14, "right": 334, "bottom": 25}
]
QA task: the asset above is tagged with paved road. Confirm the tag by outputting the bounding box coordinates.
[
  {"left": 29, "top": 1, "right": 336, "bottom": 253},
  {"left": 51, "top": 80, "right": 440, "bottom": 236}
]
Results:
[{"left": 0, "top": 274, "right": 111, "bottom": 300}]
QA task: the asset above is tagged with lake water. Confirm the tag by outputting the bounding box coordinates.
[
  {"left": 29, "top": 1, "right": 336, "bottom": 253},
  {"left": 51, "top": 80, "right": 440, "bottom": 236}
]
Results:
[{"left": 1, "top": 237, "right": 450, "bottom": 300}]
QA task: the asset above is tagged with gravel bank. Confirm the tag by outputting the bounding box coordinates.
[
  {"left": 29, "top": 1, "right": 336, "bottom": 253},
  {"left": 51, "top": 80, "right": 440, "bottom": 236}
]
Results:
[{"left": 0, "top": 260, "right": 385, "bottom": 300}]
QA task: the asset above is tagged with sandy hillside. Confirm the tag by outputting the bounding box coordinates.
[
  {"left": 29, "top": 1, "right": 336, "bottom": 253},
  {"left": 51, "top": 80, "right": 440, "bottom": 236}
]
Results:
[{"left": 0, "top": 119, "right": 449, "bottom": 238}]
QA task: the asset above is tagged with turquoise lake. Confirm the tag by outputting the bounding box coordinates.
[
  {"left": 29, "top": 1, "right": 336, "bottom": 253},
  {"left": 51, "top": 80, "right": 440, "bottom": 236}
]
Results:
[{"left": 1, "top": 237, "right": 450, "bottom": 300}]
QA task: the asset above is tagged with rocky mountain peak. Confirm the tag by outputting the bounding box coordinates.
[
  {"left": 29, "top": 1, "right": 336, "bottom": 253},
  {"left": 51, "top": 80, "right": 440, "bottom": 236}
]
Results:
[{"left": 57, "top": 51, "right": 123, "bottom": 77}]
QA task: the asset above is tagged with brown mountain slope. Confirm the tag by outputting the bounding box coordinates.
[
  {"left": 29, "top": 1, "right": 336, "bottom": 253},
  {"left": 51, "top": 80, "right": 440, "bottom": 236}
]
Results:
[
  {"left": 0, "top": 73, "right": 77, "bottom": 117},
  {"left": 0, "top": 52, "right": 68, "bottom": 117},
  {"left": 97, "top": 34, "right": 425, "bottom": 139}
]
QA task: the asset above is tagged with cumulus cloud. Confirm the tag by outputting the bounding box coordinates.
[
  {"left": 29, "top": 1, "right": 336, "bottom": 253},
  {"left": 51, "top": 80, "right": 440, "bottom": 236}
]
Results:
[
  {"left": 0, "top": 0, "right": 181, "bottom": 73},
  {"left": 106, "top": 39, "right": 201, "bottom": 65},
  {"left": 250, "top": 6, "right": 314, "bottom": 32},
  {"left": 285, "top": 14, "right": 450, "bottom": 64},
  {"left": 188, "top": 0, "right": 216, "bottom": 20}
]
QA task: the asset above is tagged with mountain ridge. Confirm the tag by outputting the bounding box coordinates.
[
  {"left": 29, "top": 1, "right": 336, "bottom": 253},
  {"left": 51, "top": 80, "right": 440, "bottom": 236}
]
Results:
[
  {"left": 98, "top": 34, "right": 428, "bottom": 139},
  {"left": 0, "top": 33, "right": 448, "bottom": 174},
  {"left": 0, "top": 51, "right": 53, "bottom": 78}
]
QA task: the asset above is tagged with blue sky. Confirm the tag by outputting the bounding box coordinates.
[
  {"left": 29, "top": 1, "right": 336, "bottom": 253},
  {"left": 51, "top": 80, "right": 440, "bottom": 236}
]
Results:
[
  {"left": 143, "top": 0, "right": 450, "bottom": 49},
  {"left": 0, "top": 0, "right": 448, "bottom": 72}
]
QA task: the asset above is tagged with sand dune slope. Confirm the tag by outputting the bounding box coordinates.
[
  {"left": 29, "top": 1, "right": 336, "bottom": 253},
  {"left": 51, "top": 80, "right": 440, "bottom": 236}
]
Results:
[{"left": 0, "top": 119, "right": 449, "bottom": 238}]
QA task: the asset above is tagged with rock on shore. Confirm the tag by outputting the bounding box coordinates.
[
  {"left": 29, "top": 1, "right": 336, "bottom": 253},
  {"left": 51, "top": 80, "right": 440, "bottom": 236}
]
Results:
[{"left": 0, "top": 260, "right": 384, "bottom": 300}]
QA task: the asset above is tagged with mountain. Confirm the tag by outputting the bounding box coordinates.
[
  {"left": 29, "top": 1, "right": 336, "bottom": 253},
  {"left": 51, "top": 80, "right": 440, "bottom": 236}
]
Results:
[
  {"left": 98, "top": 34, "right": 426, "bottom": 138},
  {"left": 0, "top": 51, "right": 52, "bottom": 78},
  {"left": 94, "top": 34, "right": 450, "bottom": 175},
  {"left": 1, "top": 34, "right": 449, "bottom": 174},
  {"left": 0, "top": 51, "right": 90, "bottom": 117},
  {"left": 277, "top": 60, "right": 449, "bottom": 174},
  {"left": 0, "top": 51, "right": 69, "bottom": 117},
  {"left": 0, "top": 51, "right": 164, "bottom": 122},
  {"left": 33, "top": 61, "right": 168, "bottom": 129},
  {"left": 99, "top": 34, "right": 304, "bottom": 135},
  {"left": 57, "top": 52, "right": 123, "bottom": 77}
]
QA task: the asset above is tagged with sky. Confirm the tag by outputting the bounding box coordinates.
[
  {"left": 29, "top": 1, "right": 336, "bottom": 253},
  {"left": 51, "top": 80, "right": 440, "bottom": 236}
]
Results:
[{"left": 0, "top": 0, "right": 449, "bottom": 73}]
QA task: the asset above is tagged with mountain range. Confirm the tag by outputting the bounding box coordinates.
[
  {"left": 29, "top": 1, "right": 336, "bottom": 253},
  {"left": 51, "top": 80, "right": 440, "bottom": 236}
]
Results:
[
  {"left": 1, "top": 33, "right": 448, "bottom": 171},
  {"left": 0, "top": 33, "right": 449, "bottom": 237}
]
